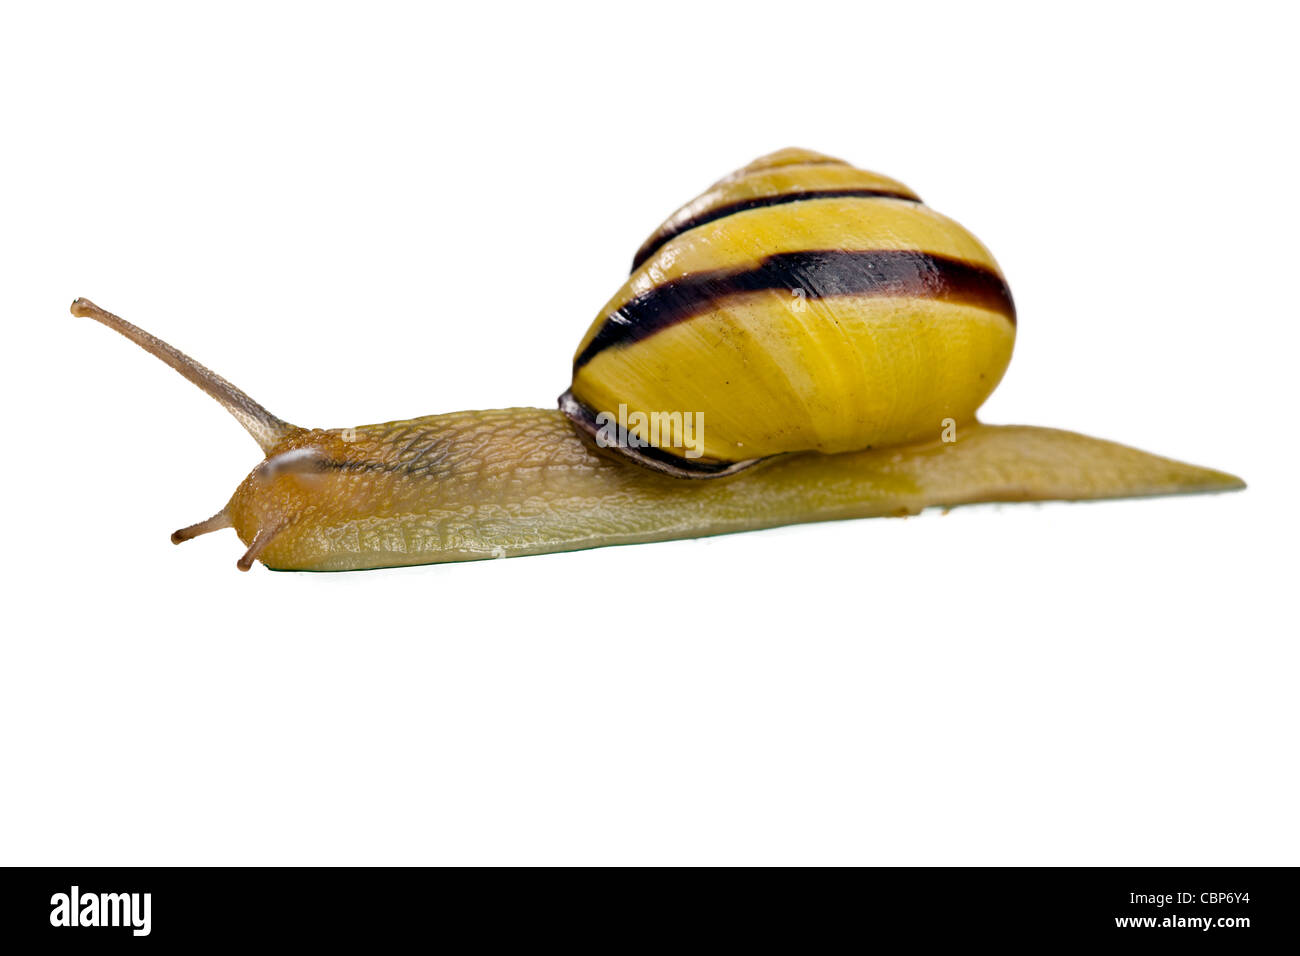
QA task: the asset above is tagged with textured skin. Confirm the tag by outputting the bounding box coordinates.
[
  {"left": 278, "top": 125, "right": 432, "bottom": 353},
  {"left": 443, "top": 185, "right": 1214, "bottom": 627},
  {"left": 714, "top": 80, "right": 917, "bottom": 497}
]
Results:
[{"left": 224, "top": 408, "right": 1244, "bottom": 571}]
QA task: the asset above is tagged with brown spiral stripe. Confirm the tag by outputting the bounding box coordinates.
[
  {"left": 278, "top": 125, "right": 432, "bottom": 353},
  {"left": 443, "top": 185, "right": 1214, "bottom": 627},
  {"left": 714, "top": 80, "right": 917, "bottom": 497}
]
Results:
[
  {"left": 575, "top": 248, "right": 1015, "bottom": 372},
  {"left": 632, "top": 189, "right": 923, "bottom": 270}
]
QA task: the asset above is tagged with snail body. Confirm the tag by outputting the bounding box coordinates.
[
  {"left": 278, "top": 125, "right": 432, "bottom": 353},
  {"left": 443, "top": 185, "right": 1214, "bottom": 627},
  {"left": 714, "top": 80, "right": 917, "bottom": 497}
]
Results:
[
  {"left": 213, "top": 411, "right": 1237, "bottom": 572},
  {"left": 72, "top": 150, "right": 1242, "bottom": 572}
]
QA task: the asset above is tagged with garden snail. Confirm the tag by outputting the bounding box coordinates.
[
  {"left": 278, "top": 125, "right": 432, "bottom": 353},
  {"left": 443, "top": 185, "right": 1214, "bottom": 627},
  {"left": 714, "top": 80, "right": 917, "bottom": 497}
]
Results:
[{"left": 72, "top": 148, "right": 1243, "bottom": 571}]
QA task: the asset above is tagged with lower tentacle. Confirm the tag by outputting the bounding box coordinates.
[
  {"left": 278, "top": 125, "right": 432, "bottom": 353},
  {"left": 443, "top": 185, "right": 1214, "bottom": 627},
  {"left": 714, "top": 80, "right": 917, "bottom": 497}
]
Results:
[
  {"left": 236, "top": 522, "right": 287, "bottom": 572},
  {"left": 171, "top": 509, "right": 232, "bottom": 544}
]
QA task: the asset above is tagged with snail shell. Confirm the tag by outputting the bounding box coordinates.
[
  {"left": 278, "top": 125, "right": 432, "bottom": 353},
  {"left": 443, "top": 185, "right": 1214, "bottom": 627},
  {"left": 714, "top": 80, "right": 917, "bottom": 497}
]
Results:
[{"left": 560, "top": 148, "right": 1017, "bottom": 477}]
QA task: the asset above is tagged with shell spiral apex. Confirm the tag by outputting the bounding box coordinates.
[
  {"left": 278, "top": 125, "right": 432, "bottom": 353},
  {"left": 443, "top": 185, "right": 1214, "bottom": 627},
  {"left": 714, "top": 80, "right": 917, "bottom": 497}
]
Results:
[{"left": 560, "top": 148, "right": 1017, "bottom": 478}]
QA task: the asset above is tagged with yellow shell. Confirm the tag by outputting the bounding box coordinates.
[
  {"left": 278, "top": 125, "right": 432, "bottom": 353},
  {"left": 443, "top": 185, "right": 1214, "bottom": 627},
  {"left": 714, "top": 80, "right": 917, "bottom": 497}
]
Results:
[{"left": 561, "top": 148, "right": 1017, "bottom": 476}]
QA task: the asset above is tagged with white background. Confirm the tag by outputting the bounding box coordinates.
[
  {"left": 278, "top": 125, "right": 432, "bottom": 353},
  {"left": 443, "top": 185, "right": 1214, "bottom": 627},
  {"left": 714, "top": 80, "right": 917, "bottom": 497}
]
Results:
[{"left": 2, "top": 1, "right": 1295, "bottom": 865}]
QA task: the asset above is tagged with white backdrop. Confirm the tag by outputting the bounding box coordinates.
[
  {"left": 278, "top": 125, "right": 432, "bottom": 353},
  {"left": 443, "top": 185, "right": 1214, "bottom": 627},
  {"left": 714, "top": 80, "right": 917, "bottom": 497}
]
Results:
[{"left": 2, "top": 1, "right": 1294, "bottom": 865}]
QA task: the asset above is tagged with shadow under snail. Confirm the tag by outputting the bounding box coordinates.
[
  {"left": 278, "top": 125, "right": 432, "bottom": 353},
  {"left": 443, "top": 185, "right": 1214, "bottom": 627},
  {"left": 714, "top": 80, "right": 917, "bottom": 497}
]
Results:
[{"left": 72, "top": 148, "right": 1243, "bottom": 571}]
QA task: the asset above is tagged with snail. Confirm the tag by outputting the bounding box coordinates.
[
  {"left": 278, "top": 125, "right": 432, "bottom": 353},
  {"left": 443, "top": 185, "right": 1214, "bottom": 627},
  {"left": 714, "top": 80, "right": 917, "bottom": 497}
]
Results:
[{"left": 72, "top": 148, "right": 1242, "bottom": 571}]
